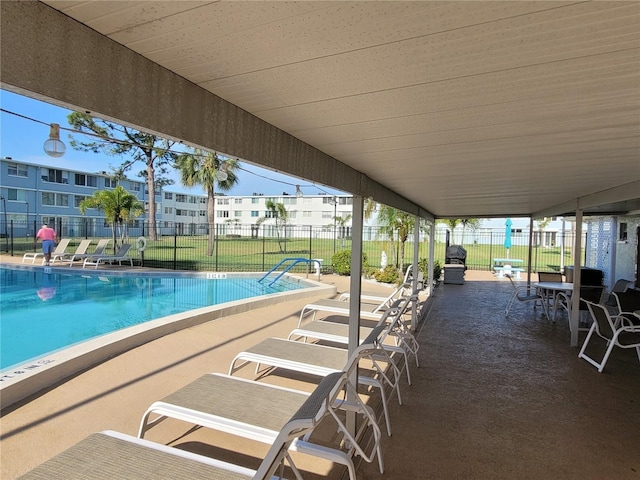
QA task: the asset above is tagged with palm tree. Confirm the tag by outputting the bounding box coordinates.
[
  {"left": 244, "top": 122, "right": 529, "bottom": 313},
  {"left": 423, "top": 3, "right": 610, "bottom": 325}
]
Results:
[
  {"left": 78, "top": 186, "right": 143, "bottom": 253},
  {"left": 264, "top": 199, "right": 289, "bottom": 253},
  {"left": 334, "top": 213, "right": 352, "bottom": 249},
  {"left": 367, "top": 202, "right": 415, "bottom": 274},
  {"left": 175, "top": 149, "right": 240, "bottom": 256}
]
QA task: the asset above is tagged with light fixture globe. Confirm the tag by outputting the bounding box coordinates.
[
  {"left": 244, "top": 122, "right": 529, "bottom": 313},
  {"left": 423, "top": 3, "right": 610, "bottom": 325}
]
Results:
[
  {"left": 216, "top": 169, "right": 228, "bottom": 182},
  {"left": 43, "top": 124, "right": 66, "bottom": 157}
]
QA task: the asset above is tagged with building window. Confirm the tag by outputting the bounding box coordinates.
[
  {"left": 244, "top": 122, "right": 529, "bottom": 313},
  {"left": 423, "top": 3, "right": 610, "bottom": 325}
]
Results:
[
  {"left": 234, "top": 210, "right": 242, "bottom": 217},
  {"left": 288, "top": 211, "right": 296, "bottom": 219},
  {"left": 74, "top": 195, "right": 88, "bottom": 208},
  {"left": 251, "top": 211, "right": 259, "bottom": 217},
  {"left": 176, "top": 194, "right": 187, "bottom": 203},
  {"left": 41, "top": 192, "right": 69, "bottom": 206},
  {"left": 164, "top": 207, "right": 173, "bottom": 214},
  {"left": 175, "top": 209, "right": 186, "bottom": 216},
  {"left": 189, "top": 196, "right": 198, "bottom": 204},
  {"left": 217, "top": 210, "right": 230, "bottom": 218},
  {"left": 234, "top": 198, "right": 243, "bottom": 204},
  {"left": 251, "top": 198, "right": 259, "bottom": 204},
  {"left": 7, "top": 188, "right": 27, "bottom": 202},
  {"left": 75, "top": 174, "right": 97, "bottom": 187},
  {"left": 619, "top": 222, "right": 628, "bottom": 241},
  {"left": 164, "top": 192, "right": 173, "bottom": 200},
  {"left": 303, "top": 211, "right": 312, "bottom": 218},
  {"left": 283, "top": 197, "right": 297, "bottom": 205},
  {"left": 7, "top": 162, "right": 28, "bottom": 177},
  {"left": 265, "top": 210, "right": 275, "bottom": 218},
  {"left": 104, "top": 178, "right": 117, "bottom": 188},
  {"left": 189, "top": 210, "right": 196, "bottom": 217},
  {"left": 199, "top": 210, "right": 207, "bottom": 217},
  {"left": 322, "top": 211, "right": 333, "bottom": 219},
  {"left": 131, "top": 182, "right": 141, "bottom": 192},
  {"left": 41, "top": 168, "right": 68, "bottom": 184},
  {"left": 217, "top": 198, "right": 230, "bottom": 205}
]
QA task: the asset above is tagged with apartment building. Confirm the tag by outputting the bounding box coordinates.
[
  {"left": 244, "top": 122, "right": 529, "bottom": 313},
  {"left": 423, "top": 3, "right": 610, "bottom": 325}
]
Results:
[{"left": 0, "top": 158, "right": 353, "bottom": 238}]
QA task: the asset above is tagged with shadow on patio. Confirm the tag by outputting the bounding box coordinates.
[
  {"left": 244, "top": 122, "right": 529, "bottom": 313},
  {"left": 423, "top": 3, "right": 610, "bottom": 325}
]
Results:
[{"left": 361, "top": 273, "right": 640, "bottom": 479}]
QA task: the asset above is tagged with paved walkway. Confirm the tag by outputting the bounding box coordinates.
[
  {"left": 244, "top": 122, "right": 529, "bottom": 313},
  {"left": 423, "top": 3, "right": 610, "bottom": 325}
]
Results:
[{"left": 2, "top": 265, "right": 639, "bottom": 479}]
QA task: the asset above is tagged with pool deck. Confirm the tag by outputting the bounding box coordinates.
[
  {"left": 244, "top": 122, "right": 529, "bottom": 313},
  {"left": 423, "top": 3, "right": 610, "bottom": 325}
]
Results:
[{"left": 2, "top": 255, "right": 639, "bottom": 479}]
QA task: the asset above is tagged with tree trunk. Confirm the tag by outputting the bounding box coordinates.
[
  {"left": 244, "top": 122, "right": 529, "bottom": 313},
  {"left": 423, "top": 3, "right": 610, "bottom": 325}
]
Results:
[
  {"left": 207, "top": 187, "right": 215, "bottom": 256},
  {"left": 146, "top": 158, "right": 158, "bottom": 241}
]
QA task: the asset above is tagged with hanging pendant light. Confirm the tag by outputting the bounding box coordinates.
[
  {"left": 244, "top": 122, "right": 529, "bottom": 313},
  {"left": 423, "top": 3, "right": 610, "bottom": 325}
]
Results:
[{"left": 43, "top": 123, "right": 66, "bottom": 157}]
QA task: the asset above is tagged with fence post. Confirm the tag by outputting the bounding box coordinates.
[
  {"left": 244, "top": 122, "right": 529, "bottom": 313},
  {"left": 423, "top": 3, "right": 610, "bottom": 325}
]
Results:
[
  {"left": 308, "top": 225, "right": 312, "bottom": 261},
  {"left": 173, "top": 226, "right": 177, "bottom": 270},
  {"left": 488, "top": 232, "right": 493, "bottom": 270},
  {"left": 262, "top": 230, "right": 266, "bottom": 271},
  {"left": 215, "top": 223, "right": 219, "bottom": 272},
  {"left": 10, "top": 220, "right": 14, "bottom": 256}
]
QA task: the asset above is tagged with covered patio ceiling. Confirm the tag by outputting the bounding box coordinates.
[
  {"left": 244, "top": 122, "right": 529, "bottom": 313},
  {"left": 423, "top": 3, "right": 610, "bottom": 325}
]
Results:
[{"left": 2, "top": 1, "right": 639, "bottom": 219}]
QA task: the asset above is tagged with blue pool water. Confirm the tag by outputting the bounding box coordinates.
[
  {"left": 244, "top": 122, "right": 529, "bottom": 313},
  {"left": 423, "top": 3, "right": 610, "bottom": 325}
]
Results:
[{"left": 0, "top": 267, "right": 309, "bottom": 371}]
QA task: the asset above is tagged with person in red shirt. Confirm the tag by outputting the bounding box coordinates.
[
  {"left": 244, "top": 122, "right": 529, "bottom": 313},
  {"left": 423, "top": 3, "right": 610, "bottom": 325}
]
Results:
[{"left": 36, "top": 223, "right": 56, "bottom": 266}]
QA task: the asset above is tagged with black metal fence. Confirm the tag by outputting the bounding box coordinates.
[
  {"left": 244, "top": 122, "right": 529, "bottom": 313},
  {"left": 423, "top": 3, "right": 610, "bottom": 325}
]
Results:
[{"left": 0, "top": 220, "right": 588, "bottom": 274}]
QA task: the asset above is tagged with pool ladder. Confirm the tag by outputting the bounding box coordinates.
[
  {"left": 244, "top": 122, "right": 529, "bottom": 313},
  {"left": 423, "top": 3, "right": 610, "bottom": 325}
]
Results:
[{"left": 258, "top": 257, "right": 322, "bottom": 287}]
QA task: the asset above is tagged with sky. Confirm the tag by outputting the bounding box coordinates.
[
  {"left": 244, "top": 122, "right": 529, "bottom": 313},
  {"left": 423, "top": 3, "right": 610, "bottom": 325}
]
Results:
[{"left": 0, "top": 89, "right": 344, "bottom": 197}]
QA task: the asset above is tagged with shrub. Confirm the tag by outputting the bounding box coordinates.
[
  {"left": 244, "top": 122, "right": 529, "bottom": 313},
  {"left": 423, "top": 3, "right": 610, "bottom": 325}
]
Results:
[
  {"left": 373, "top": 265, "right": 401, "bottom": 284},
  {"left": 331, "top": 249, "right": 368, "bottom": 276},
  {"left": 418, "top": 257, "right": 443, "bottom": 283}
]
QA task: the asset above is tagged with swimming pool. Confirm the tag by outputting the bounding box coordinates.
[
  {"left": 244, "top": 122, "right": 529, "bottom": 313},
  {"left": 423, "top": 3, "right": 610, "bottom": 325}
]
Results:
[{"left": 0, "top": 267, "right": 312, "bottom": 371}]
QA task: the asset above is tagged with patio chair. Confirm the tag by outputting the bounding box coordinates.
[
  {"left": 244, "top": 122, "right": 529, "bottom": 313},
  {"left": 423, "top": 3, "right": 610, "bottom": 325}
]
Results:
[
  {"left": 536, "top": 271, "right": 564, "bottom": 309},
  {"left": 229, "top": 325, "right": 404, "bottom": 437},
  {"left": 297, "top": 294, "right": 396, "bottom": 327},
  {"left": 604, "top": 279, "right": 634, "bottom": 314},
  {"left": 579, "top": 300, "right": 640, "bottom": 373},
  {"left": 338, "top": 281, "right": 412, "bottom": 306},
  {"left": 504, "top": 275, "right": 549, "bottom": 320},
  {"left": 82, "top": 243, "right": 133, "bottom": 269},
  {"left": 138, "top": 358, "right": 384, "bottom": 480},
  {"left": 50, "top": 239, "right": 92, "bottom": 264},
  {"left": 19, "top": 372, "right": 352, "bottom": 480},
  {"left": 22, "top": 238, "right": 70, "bottom": 264},
  {"left": 288, "top": 294, "right": 420, "bottom": 383},
  {"left": 555, "top": 286, "right": 605, "bottom": 333},
  {"left": 610, "top": 290, "right": 640, "bottom": 326},
  {"left": 66, "top": 238, "right": 110, "bottom": 265}
]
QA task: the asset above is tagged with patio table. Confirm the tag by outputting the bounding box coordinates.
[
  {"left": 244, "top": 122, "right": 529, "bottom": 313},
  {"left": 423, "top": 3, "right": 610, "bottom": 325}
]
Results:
[{"left": 534, "top": 282, "right": 573, "bottom": 321}]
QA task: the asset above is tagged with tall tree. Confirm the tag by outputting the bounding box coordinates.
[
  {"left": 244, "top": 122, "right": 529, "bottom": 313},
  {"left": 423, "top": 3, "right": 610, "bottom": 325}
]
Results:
[
  {"left": 175, "top": 149, "right": 240, "bottom": 256},
  {"left": 333, "top": 213, "right": 352, "bottom": 249},
  {"left": 368, "top": 202, "right": 415, "bottom": 274},
  {"left": 264, "top": 199, "right": 289, "bottom": 253},
  {"left": 67, "top": 112, "right": 177, "bottom": 241},
  {"left": 460, "top": 218, "right": 481, "bottom": 245},
  {"left": 78, "top": 186, "right": 143, "bottom": 253}
]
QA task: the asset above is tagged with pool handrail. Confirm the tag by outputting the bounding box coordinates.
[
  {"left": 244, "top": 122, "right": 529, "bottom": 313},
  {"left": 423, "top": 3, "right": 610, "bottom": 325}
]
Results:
[{"left": 259, "top": 257, "right": 322, "bottom": 286}]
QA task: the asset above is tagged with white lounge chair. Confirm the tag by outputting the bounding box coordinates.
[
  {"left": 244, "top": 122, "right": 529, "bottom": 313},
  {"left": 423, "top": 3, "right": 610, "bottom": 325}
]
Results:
[
  {"left": 139, "top": 355, "right": 384, "bottom": 479},
  {"left": 82, "top": 243, "right": 133, "bottom": 269},
  {"left": 50, "top": 239, "right": 92, "bottom": 264},
  {"left": 338, "top": 282, "right": 411, "bottom": 305},
  {"left": 66, "top": 238, "right": 110, "bottom": 265},
  {"left": 19, "top": 372, "right": 351, "bottom": 480},
  {"left": 229, "top": 325, "right": 403, "bottom": 436},
  {"left": 297, "top": 295, "right": 395, "bottom": 327},
  {"left": 22, "top": 238, "right": 70, "bottom": 264},
  {"left": 288, "top": 294, "right": 420, "bottom": 383}
]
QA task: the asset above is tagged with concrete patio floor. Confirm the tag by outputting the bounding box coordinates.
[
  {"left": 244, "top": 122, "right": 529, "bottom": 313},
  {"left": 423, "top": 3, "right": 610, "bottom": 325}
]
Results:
[{"left": 1, "top": 266, "right": 639, "bottom": 479}]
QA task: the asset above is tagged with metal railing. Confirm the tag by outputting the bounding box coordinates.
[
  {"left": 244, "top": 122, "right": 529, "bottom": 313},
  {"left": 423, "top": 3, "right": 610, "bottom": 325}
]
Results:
[{"left": 0, "top": 220, "right": 587, "bottom": 274}]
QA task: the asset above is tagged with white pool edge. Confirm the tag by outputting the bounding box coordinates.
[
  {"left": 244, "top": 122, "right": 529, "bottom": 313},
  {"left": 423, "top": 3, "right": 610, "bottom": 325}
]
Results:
[{"left": 0, "top": 275, "right": 335, "bottom": 411}]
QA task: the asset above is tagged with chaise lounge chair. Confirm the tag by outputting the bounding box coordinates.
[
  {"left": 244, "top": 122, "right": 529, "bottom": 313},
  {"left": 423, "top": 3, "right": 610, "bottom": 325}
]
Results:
[
  {"left": 138, "top": 352, "right": 384, "bottom": 480},
  {"left": 82, "top": 243, "right": 133, "bottom": 269},
  {"left": 66, "top": 238, "right": 110, "bottom": 265},
  {"left": 50, "top": 239, "right": 92, "bottom": 264},
  {"left": 22, "top": 238, "right": 71, "bottom": 264},
  {"left": 18, "top": 372, "right": 351, "bottom": 480},
  {"left": 338, "top": 281, "right": 411, "bottom": 306},
  {"left": 288, "top": 294, "right": 420, "bottom": 383},
  {"left": 297, "top": 294, "right": 397, "bottom": 327},
  {"left": 229, "top": 325, "right": 403, "bottom": 437}
]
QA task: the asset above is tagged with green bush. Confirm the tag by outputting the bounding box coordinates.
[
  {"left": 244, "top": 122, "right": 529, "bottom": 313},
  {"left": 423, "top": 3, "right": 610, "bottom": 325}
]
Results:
[
  {"left": 331, "top": 249, "right": 368, "bottom": 276},
  {"left": 373, "top": 265, "right": 401, "bottom": 284},
  {"left": 418, "top": 257, "right": 443, "bottom": 283}
]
